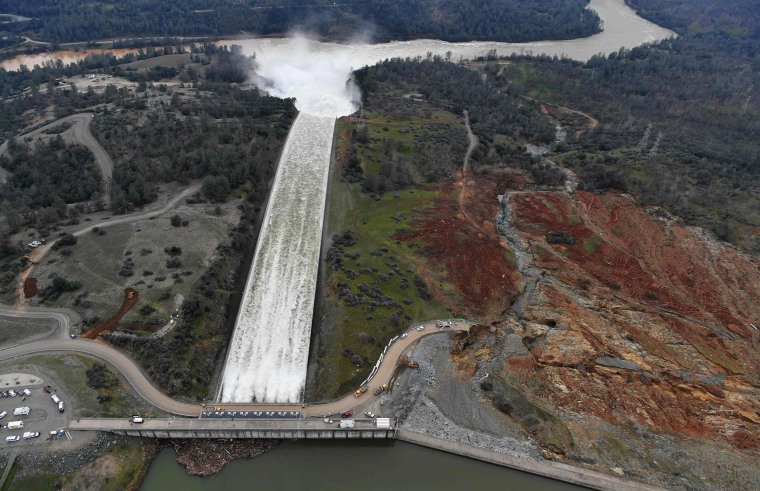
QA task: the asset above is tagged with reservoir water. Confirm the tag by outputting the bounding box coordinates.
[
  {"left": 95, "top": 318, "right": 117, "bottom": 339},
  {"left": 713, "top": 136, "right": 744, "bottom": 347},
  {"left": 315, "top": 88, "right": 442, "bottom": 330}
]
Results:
[{"left": 141, "top": 441, "right": 588, "bottom": 491}]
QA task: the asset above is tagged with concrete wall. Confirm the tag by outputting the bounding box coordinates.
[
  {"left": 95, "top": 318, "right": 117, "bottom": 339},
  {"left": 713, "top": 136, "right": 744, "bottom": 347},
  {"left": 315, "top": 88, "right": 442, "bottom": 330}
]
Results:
[
  {"left": 396, "top": 429, "right": 663, "bottom": 491},
  {"left": 110, "top": 429, "right": 396, "bottom": 439}
]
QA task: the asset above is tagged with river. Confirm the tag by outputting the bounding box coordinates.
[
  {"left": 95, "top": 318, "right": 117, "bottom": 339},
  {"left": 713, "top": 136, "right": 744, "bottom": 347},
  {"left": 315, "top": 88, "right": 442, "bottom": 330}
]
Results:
[{"left": 141, "top": 441, "right": 588, "bottom": 491}]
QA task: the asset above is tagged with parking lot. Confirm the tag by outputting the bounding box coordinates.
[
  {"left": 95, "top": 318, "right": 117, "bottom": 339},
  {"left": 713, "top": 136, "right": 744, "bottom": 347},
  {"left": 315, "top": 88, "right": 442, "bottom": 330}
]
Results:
[{"left": 0, "top": 372, "right": 69, "bottom": 448}]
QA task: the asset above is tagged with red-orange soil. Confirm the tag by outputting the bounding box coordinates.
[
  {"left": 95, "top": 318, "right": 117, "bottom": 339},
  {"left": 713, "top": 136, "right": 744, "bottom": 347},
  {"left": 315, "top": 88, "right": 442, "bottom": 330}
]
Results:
[
  {"left": 392, "top": 171, "right": 525, "bottom": 317},
  {"left": 23, "top": 277, "right": 37, "bottom": 299},
  {"left": 82, "top": 288, "right": 139, "bottom": 339}
]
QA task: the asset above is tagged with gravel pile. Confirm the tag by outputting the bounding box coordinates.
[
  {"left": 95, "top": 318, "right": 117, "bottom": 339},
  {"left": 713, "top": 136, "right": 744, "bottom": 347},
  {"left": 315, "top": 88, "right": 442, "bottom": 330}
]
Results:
[
  {"left": 402, "top": 395, "right": 541, "bottom": 460},
  {"left": 14, "top": 432, "right": 119, "bottom": 478},
  {"left": 393, "top": 333, "right": 541, "bottom": 461}
]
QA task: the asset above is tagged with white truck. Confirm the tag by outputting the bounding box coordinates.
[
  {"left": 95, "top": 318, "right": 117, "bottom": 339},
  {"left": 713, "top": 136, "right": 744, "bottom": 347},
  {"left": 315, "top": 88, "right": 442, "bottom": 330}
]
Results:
[
  {"left": 338, "top": 419, "right": 355, "bottom": 429},
  {"left": 13, "top": 407, "right": 30, "bottom": 416}
]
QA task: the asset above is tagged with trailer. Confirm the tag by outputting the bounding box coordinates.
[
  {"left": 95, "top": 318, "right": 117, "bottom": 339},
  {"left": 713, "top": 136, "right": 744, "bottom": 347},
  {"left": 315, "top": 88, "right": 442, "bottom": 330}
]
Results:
[
  {"left": 375, "top": 418, "right": 391, "bottom": 429},
  {"left": 339, "top": 420, "right": 355, "bottom": 429},
  {"left": 13, "top": 407, "right": 30, "bottom": 416},
  {"left": 7, "top": 421, "right": 24, "bottom": 430}
]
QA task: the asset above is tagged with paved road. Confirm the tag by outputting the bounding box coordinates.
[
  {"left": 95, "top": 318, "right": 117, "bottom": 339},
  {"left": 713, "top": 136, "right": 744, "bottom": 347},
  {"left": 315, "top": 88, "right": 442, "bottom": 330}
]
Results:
[
  {"left": 0, "top": 113, "right": 112, "bottom": 197},
  {"left": 0, "top": 317, "right": 471, "bottom": 418},
  {"left": 0, "top": 307, "right": 76, "bottom": 343}
]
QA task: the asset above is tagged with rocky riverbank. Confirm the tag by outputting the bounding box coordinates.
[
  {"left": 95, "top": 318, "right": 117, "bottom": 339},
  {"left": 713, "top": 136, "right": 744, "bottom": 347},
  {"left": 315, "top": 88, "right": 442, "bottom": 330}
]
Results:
[
  {"left": 171, "top": 438, "right": 279, "bottom": 476},
  {"left": 13, "top": 432, "right": 120, "bottom": 479}
]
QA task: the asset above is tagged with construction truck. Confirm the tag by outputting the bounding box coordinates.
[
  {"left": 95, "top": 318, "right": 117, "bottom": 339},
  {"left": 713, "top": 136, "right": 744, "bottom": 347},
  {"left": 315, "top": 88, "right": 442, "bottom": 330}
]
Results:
[
  {"left": 354, "top": 386, "right": 368, "bottom": 397},
  {"left": 373, "top": 383, "right": 388, "bottom": 395}
]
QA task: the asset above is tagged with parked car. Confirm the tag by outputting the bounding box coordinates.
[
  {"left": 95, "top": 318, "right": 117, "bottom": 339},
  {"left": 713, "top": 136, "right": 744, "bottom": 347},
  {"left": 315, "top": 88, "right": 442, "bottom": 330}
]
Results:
[
  {"left": 5, "top": 436, "right": 19, "bottom": 443},
  {"left": 21, "top": 389, "right": 32, "bottom": 396},
  {"left": 132, "top": 416, "right": 144, "bottom": 424},
  {"left": 340, "top": 410, "right": 353, "bottom": 418},
  {"left": 0, "top": 411, "right": 6, "bottom": 419},
  {"left": 400, "top": 333, "right": 408, "bottom": 339},
  {"left": 8, "top": 390, "right": 16, "bottom": 397},
  {"left": 22, "top": 431, "right": 39, "bottom": 439},
  {"left": 43, "top": 386, "right": 52, "bottom": 393},
  {"left": 58, "top": 401, "right": 65, "bottom": 413},
  {"left": 364, "top": 411, "right": 375, "bottom": 418}
]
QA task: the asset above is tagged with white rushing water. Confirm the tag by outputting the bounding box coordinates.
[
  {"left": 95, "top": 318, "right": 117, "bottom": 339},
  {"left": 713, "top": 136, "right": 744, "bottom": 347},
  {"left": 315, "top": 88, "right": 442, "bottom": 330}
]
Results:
[
  {"left": 217, "top": 0, "right": 674, "bottom": 403},
  {"left": 220, "top": 114, "right": 336, "bottom": 403}
]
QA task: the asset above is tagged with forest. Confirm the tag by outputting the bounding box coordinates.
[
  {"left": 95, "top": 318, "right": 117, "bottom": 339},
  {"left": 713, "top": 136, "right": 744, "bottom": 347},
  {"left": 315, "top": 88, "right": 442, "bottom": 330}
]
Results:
[
  {"left": 490, "top": 0, "right": 760, "bottom": 250},
  {"left": 352, "top": 58, "right": 561, "bottom": 195},
  {"left": 0, "top": 0, "right": 599, "bottom": 45}
]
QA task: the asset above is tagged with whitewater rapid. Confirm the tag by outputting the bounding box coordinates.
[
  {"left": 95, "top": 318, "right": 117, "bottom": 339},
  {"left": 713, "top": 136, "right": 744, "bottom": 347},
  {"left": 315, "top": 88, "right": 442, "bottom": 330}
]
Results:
[
  {"left": 217, "top": 0, "right": 675, "bottom": 403},
  {"left": 220, "top": 114, "right": 335, "bottom": 403}
]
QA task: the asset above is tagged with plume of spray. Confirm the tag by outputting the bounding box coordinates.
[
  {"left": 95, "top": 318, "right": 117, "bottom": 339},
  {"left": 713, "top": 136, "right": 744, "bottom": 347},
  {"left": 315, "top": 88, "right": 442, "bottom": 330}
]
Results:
[{"left": 249, "top": 34, "right": 361, "bottom": 117}]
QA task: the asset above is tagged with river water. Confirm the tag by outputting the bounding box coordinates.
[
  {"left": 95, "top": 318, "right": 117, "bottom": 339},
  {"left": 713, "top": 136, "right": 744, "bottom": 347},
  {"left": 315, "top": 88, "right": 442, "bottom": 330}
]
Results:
[{"left": 141, "top": 441, "right": 588, "bottom": 491}]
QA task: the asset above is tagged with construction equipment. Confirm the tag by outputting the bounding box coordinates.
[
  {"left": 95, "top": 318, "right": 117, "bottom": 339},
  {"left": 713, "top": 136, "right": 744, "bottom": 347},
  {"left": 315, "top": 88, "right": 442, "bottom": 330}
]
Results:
[
  {"left": 373, "top": 383, "right": 388, "bottom": 395},
  {"left": 22, "top": 256, "right": 39, "bottom": 264},
  {"left": 354, "top": 386, "right": 368, "bottom": 397},
  {"left": 406, "top": 361, "right": 420, "bottom": 368}
]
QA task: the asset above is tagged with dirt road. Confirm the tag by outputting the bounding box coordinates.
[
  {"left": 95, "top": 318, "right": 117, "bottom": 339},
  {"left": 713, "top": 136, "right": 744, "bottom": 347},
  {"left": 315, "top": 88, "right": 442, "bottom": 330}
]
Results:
[{"left": 0, "top": 113, "right": 112, "bottom": 200}]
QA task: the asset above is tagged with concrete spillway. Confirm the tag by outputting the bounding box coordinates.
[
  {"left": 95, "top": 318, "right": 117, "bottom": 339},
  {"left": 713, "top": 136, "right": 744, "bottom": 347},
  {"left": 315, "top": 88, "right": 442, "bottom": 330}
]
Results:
[
  {"left": 216, "top": 0, "right": 676, "bottom": 404},
  {"left": 220, "top": 113, "right": 335, "bottom": 403}
]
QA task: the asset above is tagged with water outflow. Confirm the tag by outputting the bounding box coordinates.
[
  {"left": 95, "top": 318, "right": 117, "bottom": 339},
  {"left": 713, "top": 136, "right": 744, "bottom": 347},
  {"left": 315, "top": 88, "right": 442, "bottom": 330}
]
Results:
[
  {"left": 218, "top": 0, "right": 676, "bottom": 403},
  {"left": 220, "top": 114, "right": 336, "bottom": 403}
]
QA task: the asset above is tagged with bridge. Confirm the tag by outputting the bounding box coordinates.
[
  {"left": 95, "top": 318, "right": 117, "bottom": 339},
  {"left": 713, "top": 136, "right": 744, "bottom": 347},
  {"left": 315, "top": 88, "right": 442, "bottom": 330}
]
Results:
[{"left": 70, "top": 418, "right": 397, "bottom": 439}]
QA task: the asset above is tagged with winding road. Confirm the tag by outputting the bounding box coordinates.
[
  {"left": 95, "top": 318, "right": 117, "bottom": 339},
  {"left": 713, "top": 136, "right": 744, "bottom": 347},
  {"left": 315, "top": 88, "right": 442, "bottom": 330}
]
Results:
[
  {"left": 0, "top": 113, "right": 112, "bottom": 203},
  {"left": 0, "top": 314, "right": 471, "bottom": 417}
]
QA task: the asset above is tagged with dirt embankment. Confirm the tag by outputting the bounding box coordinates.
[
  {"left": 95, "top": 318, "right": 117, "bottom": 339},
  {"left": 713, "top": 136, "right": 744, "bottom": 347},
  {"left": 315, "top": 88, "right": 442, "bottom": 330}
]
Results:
[
  {"left": 82, "top": 288, "right": 139, "bottom": 339},
  {"left": 392, "top": 171, "right": 524, "bottom": 318},
  {"left": 449, "top": 187, "right": 760, "bottom": 453},
  {"left": 395, "top": 153, "right": 760, "bottom": 481}
]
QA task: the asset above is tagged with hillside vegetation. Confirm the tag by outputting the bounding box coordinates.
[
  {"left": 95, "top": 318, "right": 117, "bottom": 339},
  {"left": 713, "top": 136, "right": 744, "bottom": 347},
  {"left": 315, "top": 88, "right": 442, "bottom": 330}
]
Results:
[
  {"left": 0, "top": 0, "right": 599, "bottom": 44},
  {"left": 490, "top": 3, "right": 760, "bottom": 250}
]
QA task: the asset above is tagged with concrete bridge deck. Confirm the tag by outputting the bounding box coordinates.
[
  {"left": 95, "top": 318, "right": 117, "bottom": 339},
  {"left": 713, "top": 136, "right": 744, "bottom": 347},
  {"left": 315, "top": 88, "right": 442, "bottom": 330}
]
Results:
[{"left": 69, "top": 418, "right": 397, "bottom": 439}]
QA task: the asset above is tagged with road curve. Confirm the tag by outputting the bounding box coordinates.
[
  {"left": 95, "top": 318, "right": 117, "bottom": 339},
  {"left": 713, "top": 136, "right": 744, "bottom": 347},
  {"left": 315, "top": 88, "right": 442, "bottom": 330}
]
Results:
[
  {"left": 0, "top": 113, "right": 112, "bottom": 198},
  {"left": 0, "top": 307, "right": 77, "bottom": 343},
  {"left": 0, "top": 337, "right": 200, "bottom": 416},
  {"left": 0, "top": 317, "right": 471, "bottom": 417},
  {"left": 21, "top": 183, "right": 201, "bottom": 292}
]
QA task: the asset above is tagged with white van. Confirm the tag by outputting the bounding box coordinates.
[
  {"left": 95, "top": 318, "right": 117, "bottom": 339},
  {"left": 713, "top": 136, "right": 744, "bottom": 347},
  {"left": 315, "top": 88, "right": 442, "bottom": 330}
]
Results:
[
  {"left": 7, "top": 421, "right": 23, "bottom": 430},
  {"left": 132, "top": 416, "right": 144, "bottom": 424},
  {"left": 58, "top": 401, "right": 64, "bottom": 413},
  {"left": 51, "top": 394, "right": 61, "bottom": 404},
  {"left": 13, "top": 407, "right": 30, "bottom": 416}
]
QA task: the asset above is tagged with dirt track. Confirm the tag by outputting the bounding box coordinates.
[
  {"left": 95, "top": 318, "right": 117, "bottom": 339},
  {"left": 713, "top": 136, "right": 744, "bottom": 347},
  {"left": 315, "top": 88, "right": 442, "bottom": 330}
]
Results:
[{"left": 0, "top": 114, "right": 112, "bottom": 201}]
